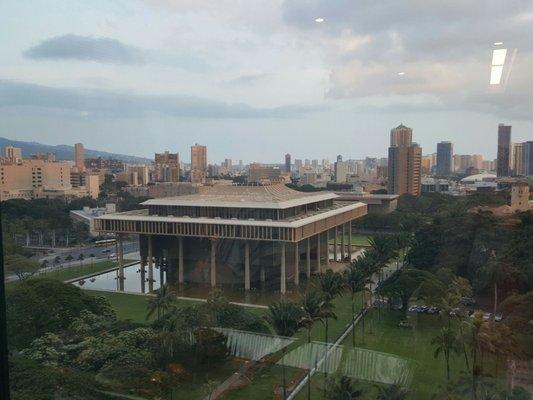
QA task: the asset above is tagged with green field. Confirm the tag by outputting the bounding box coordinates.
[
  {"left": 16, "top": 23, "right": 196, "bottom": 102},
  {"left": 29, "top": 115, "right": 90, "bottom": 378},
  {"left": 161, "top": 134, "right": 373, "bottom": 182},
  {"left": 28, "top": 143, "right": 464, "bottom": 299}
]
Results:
[
  {"left": 86, "top": 289, "right": 210, "bottom": 324},
  {"left": 329, "top": 234, "right": 371, "bottom": 247},
  {"left": 6, "top": 259, "right": 134, "bottom": 288}
]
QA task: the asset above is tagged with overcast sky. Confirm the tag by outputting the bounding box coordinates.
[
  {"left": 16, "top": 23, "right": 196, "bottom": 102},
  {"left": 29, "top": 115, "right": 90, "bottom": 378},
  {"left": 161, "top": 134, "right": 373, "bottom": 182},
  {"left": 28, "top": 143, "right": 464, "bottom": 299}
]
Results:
[{"left": 1, "top": 0, "right": 532, "bottom": 163}]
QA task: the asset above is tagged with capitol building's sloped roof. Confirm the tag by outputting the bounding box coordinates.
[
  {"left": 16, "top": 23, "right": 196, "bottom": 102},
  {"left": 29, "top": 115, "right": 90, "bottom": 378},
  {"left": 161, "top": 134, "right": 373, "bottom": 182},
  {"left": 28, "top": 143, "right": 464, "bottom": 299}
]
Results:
[{"left": 142, "top": 184, "right": 338, "bottom": 209}]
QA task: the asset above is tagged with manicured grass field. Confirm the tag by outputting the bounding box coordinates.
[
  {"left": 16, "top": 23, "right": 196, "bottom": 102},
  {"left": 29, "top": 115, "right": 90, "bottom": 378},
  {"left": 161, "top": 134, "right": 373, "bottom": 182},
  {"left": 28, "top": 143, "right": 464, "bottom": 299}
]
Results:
[
  {"left": 86, "top": 289, "right": 208, "bottom": 324},
  {"left": 6, "top": 259, "right": 134, "bottom": 288},
  {"left": 329, "top": 234, "right": 371, "bottom": 247}
]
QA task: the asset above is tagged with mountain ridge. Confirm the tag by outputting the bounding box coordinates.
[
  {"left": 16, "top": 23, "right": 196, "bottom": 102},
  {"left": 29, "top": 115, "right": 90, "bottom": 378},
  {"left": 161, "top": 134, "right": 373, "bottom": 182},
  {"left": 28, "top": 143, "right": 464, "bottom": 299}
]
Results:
[{"left": 0, "top": 137, "right": 151, "bottom": 164}]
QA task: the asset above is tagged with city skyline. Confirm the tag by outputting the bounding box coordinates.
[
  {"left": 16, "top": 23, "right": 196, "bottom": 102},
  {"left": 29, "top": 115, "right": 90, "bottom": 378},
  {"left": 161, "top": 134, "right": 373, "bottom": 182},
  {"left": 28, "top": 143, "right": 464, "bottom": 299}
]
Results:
[{"left": 1, "top": 1, "right": 533, "bottom": 162}]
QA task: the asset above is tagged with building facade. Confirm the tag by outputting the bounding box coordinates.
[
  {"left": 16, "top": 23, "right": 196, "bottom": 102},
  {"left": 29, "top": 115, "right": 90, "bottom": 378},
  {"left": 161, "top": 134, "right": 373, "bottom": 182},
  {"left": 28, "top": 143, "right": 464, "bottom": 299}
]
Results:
[
  {"left": 95, "top": 185, "right": 367, "bottom": 293},
  {"left": 436, "top": 141, "right": 453, "bottom": 176},
  {"left": 191, "top": 144, "right": 207, "bottom": 183}
]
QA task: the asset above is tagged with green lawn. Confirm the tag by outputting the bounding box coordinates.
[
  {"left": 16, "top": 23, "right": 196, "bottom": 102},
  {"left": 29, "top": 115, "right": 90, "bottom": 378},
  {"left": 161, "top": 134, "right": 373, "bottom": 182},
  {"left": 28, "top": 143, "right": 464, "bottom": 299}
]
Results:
[
  {"left": 329, "top": 234, "right": 371, "bottom": 247},
  {"left": 86, "top": 289, "right": 209, "bottom": 324},
  {"left": 5, "top": 259, "right": 134, "bottom": 288}
]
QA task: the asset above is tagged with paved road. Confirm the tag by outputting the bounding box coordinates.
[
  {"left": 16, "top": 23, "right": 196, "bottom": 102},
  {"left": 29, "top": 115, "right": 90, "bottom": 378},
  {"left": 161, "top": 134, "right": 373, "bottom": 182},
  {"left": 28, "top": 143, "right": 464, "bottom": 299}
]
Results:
[{"left": 38, "top": 240, "right": 138, "bottom": 264}]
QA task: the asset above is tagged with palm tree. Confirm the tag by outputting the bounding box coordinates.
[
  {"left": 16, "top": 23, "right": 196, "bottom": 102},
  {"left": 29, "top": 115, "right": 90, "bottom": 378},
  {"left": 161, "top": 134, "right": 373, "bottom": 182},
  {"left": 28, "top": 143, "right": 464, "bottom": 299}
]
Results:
[
  {"left": 266, "top": 300, "right": 303, "bottom": 400},
  {"left": 376, "top": 384, "right": 408, "bottom": 400},
  {"left": 325, "top": 375, "right": 364, "bottom": 399},
  {"left": 65, "top": 254, "right": 74, "bottom": 265},
  {"left": 368, "top": 235, "right": 394, "bottom": 319},
  {"left": 146, "top": 284, "right": 176, "bottom": 321},
  {"left": 343, "top": 264, "right": 365, "bottom": 347},
  {"left": 432, "top": 327, "right": 461, "bottom": 381},
  {"left": 317, "top": 270, "right": 343, "bottom": 343},
  {"left": 300, "top": 289, "right": 334, "bottom": 400}
]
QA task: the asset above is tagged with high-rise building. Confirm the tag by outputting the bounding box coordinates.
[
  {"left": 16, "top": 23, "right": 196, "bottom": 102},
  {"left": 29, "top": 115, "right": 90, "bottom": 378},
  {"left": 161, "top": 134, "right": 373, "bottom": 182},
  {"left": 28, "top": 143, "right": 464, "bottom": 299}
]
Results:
[
  {"left": 390, "top": 124, "right": 412, "bottom": 147},
  {"left": 334, "top": 160, "right": 348, "bottom": 183},
  {"left": 496, "top": 124, "right": 511, "bottom": 177},
  {"left": 285, "top": 154, "right": 291, "bottom": 173},
  {"left": 525, "top": 141, "right": 533, "bottom": 176},
  {"left": 74, "top": 143, "right": 85, "bottom": 171},
  {"left": 387, "top": 124, "right": 422, "bottom": 196},
  {"left": 436, "top": 141, "right": 453, "bottom": 176},
  {"left": 512, "top": 143, "right": 526, "bottom": 176},
  {"left": 191, "top": 144, "right": 207, "bottom": 183}
]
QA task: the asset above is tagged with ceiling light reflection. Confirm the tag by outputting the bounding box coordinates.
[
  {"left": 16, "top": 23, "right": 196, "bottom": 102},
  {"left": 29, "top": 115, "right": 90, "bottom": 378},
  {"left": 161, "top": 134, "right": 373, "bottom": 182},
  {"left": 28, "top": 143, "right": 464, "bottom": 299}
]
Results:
[
  {"left": 491, "top": 49, "right": 507, "bottom": 66},
  {"left": 315, "top": 18, "right": 324, "bottom": 23},
  {"left": 490, "top": 65, "right": 503, "bottom": 85}
]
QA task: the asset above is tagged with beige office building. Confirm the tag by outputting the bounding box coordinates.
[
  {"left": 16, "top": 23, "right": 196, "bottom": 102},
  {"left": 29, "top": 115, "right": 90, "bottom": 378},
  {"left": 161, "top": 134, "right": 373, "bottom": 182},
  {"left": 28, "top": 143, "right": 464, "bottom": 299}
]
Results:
[
  {"left": 4, "top": 146, "right": 22, "bottom": 164},
  {"left": 1, "top": 159, "right": 71, "bottom": 200},
  {"left": 387, "top": 124, "right": 422, "bottom": 196},
  {"left": 191, "top": 144, "right": 207, "bottom": 183}
]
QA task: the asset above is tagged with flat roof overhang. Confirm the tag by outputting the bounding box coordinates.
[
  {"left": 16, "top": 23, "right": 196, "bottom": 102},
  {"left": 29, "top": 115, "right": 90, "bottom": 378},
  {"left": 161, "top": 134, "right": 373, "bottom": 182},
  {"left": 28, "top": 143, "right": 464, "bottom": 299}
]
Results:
[{"left": 94, "top": 202, "right": 367, "bottom": 242}]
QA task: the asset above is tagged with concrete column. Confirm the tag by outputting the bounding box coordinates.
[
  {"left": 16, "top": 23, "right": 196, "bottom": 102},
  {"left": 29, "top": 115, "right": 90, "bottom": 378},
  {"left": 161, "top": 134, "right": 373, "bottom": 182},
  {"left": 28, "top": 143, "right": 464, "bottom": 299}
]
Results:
[
  {"left": 341, "top": 224, "right": 346, "bottom": 261},
  {"left": 280, "top": 242, "right": 286, "bottom": 294},
  {"left": 244, "top": 241, "right": 250, "bottom": 291},
  {"left": 140, "top": 258, "right": 146, "bottom": 294},
  {"left": 178, "top": 237, "right": 184, "bottom": 284},
  {"left": 316, "top": 233, "right": 321, "bottom": 273},
  {"left": 294, "top": 242, "right": 299, "bottom": 286},
  {"left": 306, "top": 238, "right": 311, "bottom": 278},
  {"left": 348, "top": 220, "right": 353, "bottom": 261},
  {"left": 118, "top": 235, "right": 124, "bottom": 280},
  {"left": 210, "top": 240, "right": 216, "bottom": 287},
  {"left": 326, "top": 229, "right": 330, "bottom": 266},
  {"left": 334, "top": 227, "right": 338, "bottom": 261},
  {"left": 159, "top": 258, "right": 164, "bottom": 285},
  {"left": 148, "top": 235, "right": 154, "bottom": 278}
]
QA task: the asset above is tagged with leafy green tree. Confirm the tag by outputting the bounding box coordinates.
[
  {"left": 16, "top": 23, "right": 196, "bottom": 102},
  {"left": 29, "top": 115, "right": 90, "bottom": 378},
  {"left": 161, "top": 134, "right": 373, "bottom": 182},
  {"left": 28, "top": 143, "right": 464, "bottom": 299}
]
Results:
[
  {"left": 20, "top": 333, "right": 66, "bottom": 367},
  {"left": 376, "top": 383, "right": 408, "bottom": 400},
  {"left": 431, "top": 327, "right": 461, "bottom": 381},
  {"left": 266, "top": 300, "right": 304, "bottom": 400},
  {"left": 6, "top": 279, "right": 113, "bottom": 348},
  {"left": 5, "top": 255, "right": 40, "bottom": 281},
  {"left": 325, "top": 375, "right": 364, "bottom": 399}
]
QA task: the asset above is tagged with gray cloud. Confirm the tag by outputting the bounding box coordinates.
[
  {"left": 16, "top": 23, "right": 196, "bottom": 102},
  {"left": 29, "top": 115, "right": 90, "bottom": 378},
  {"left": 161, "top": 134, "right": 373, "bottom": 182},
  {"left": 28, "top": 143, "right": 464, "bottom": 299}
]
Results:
[
  {"left": 0, "top": 80, "right": 322, "bottom": 119},
  {"left": 24, "top": 34, "right": 146, "bottom": 64}
]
